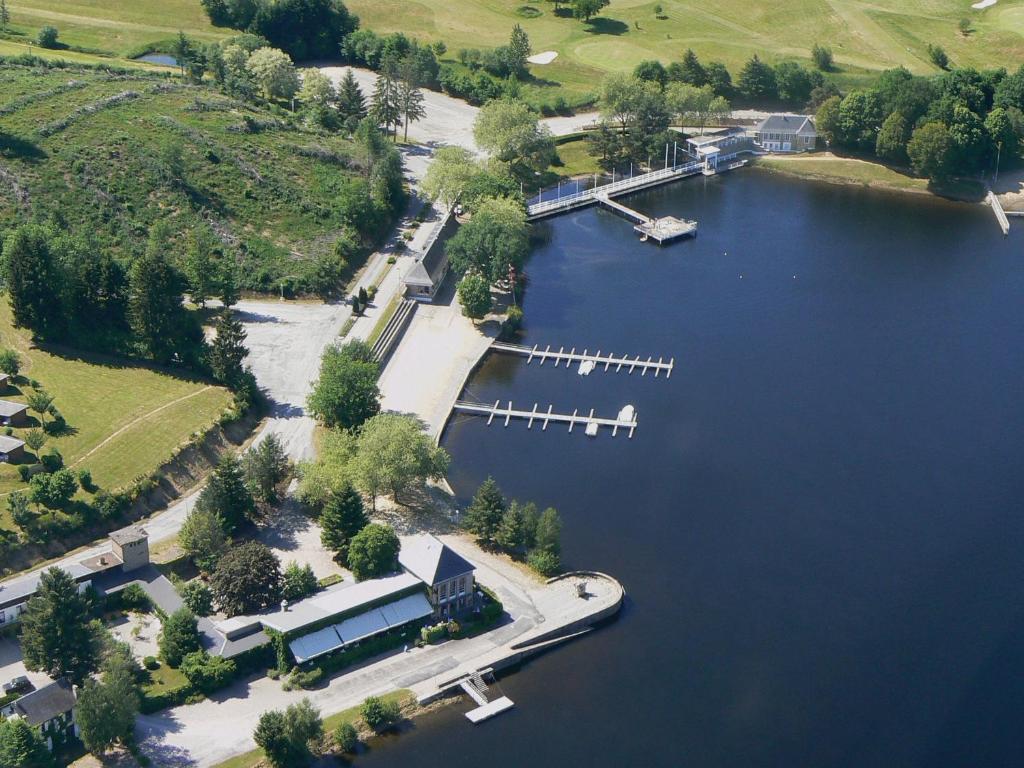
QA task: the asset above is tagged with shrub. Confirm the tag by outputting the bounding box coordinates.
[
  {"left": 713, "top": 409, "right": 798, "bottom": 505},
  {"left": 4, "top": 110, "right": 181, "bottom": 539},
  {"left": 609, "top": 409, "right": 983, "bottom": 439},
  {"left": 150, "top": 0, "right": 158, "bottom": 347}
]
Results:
[
  {"left": 360, "top": 695, "right": 401, "bottom": 733},
  {"left": 119, "top": 583, "right": 151, "bottom": 612},
  {"left": 143, "top": 656, "right": 159, "bottom": 670},
  {"left": 335, "top": 721, "right": 359, "bottom": 753},
  {"left": 527, "top": 549, "right": 561, "bottom": 577},
  {"left": 39, "top": 450, "right": 63, "bottom": 473},
  {"left": 37, "top": 26, "right": 59, "bottom": 48},
  {"left": 290, "top": 667, "right": 323, "bottom": 689},
  {"left": 282, "top": 561, "right": 318, "bottom": 602},
  {"left": 927, "top": 43, "right": 949, "bottom": 69},
  {"left": 180, "top": 650, "right": 236, "bottom": 694},
  {"left": 420, "top": 623, "right": 447, "bottom": 644},
  {"left": 17, "top": 465, "right": 30, "bottom": 483},
  {"left": 77, "top": 468, "right": 94, "bottom": 491}
]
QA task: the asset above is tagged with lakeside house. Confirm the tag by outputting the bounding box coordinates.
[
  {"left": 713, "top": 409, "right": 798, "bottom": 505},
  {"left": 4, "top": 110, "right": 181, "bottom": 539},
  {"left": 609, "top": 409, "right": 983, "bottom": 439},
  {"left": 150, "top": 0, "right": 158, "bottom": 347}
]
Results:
[
  {"left": 399, "top": 534, "right": 476, "bottom": 619},
  {"left": 402, "top": 207, "right": 456, "bottom": 302},
  {"left": 0, "top": 399, "right": 28, "bottom": 427},
  {"left": 0, "top": 434, "right": 25, "bottom": 463},
  {"left": 755, "top": 114, "right": 817, "bottom": 152},
  {"left": 0, "top": 678, "right": 79, "bottom": 751}
]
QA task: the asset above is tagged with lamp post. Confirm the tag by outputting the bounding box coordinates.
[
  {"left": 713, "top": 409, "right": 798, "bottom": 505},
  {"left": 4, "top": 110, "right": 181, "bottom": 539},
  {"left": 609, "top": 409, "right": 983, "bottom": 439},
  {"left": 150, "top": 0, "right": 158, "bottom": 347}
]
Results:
[{"left": 995, "top": 140, "right": 1003, "bottom": 185}]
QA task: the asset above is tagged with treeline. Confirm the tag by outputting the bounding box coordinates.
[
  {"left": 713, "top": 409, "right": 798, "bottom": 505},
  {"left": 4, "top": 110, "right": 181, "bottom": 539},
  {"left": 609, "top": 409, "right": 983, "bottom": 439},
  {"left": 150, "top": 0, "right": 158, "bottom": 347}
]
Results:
[
  {"left": 200, "top": 0, "right": 357, "bottom": 60},
  {"left": 816, "top": 65, "right": 1024, "bottom": 182}
]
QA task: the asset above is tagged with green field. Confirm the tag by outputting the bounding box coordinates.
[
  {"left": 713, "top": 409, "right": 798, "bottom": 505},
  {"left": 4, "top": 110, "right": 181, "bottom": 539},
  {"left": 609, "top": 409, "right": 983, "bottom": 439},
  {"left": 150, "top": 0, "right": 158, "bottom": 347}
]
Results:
[
  {"left": 0, "top": 62, "right": 377, "bottom": 292},
  {"left": 0, "top": 303, "right": 232, "bottom": 528}
]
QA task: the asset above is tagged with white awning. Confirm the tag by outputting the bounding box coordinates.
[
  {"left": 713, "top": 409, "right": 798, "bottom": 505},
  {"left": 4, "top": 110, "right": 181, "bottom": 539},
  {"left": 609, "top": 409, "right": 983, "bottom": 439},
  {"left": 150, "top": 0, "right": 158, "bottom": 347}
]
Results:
[
  {"left": 380, "top": 593, "right": 433, "bottom": 627},
  {"left": 289, "top": 626, "right": 343, "bottom": 664},
  {"left": 335, "top": 608, "right": 390, "bottom": 644}
]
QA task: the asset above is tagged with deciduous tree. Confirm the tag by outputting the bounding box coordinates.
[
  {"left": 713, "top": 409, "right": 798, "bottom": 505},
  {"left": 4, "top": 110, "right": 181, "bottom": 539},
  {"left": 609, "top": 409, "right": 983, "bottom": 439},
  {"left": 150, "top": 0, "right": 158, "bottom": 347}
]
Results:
[
  {"left": 307, "top": 343, "right": 381, "bottom": 429},
  {"left": 472, "top": 99, "right": 555, "bottom": 174},
  {"left": 457, "top": 273, "right": 492, "bottom": 320},
  {"left": 211, "top": 541, "right": 283, "bottom": 615},
  {"left": 347, "top": 523, "right": 400, "bottom": 580},
  {"left": 180, "top": 505, "right": 228, "bottom": 572},
  {"left": 445, "top": 196, "right": 528, "bottom": 284},
  {"left": 351, "top": 414, "right": 450, "bottom": 507},
  {"left": 247, "top": 47, "right": 300, "bottom": 100},
  {"left": 159, "top": 607, "right": 201, "bottom": 667}
]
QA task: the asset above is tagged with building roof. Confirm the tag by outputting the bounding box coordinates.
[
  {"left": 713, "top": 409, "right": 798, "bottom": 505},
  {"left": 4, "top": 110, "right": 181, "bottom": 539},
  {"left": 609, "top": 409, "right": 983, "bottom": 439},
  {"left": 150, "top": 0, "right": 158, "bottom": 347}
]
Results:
[
  {"left": 0, "top": 400, "right": 27, "bottom": 418},
  {"left": 399, "top": 535, "right": 475, "bottom": 586},
  {"left": 0, "top": 563, "right": 94, "bottom": 610},
  {"left": 254, "top": 572, "right": 424, "bottom": 635},
  {"left": 0, "top": 435, "right": 25, "bottom": 453},
  {"left": 109, "top": 525, "right": 147, "bottom": 545},
  {"left": 756, "top": 114, "right": 816, "bottom": 135},
  {"left": 10, "top": 679, "right": 76, "bottom": 726},
  {"left": 403, "top": 260, "right": 434, "bottom": 288}
]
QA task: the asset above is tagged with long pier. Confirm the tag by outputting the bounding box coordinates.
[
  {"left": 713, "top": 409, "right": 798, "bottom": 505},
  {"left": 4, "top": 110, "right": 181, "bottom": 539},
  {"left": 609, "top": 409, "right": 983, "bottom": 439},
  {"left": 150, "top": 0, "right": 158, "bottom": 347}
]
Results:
[
  {"left": 453, "top": 400, "right": 639, "bottom": 437},
  {"left": 987, "top": 191, "right": 1010, "bottom": 235},
  {"left": 491, "top": 342, "right": 674, "bottom": 378}
]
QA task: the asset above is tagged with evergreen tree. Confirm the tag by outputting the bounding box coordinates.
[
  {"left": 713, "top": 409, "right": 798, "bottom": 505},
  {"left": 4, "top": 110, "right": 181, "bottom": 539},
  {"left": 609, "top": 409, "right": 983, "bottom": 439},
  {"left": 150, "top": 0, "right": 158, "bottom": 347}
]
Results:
[
  {"left": 508, "top": 24, "right": 531, "bottom": 77},
  {"left": 0, "top": 718, "right": 54, "bottom": 768},
  {"left": 208, "top": 309, "right": 248, "bottom": 387},
  {"left": 159, "top": 607, "right": 201, "bottom": 667},
  {"left": 462, "top": 477, "right": 506, "bottom": 547},
  {"left": 319, "top": 483, "right": 369, "bottom": 558},
  {"left": 534, "top": 507, "right": 562, "bottom": 556},
  {"left": 371, "top": 57, "right": 402, "bottom": 138},
  {"left": 20, "top": 567, "right": 100, "bottom": 684},
  {"left": 738, "top": 54, "right": 778, "bottom": 99},
  {"left": 496, "top": 500, "right": 528, "bottom": 552},
  {"left": 196, "top": 452, "right": 256, "bottom": 533},
  {"left": 0, "top": 0, "right": 10, "bottom": 30},
  {"left": 220, "top": 258, "right": 240, "bottom": 307},
  {"left": 337, "top": 68, "right": 367, "bottom": 131},
  {"left": 397, "top": 58, "right": 427, "bottom": 142},
  {"left": 180, "top": 505, "right": 228, "bottom": 572},
  {"left": 282, "top": 561, "right": 318, "bottom": 601},
  {"left": 184, "top": 228, "right": 217, "bottom": 308},
  {"left": 675, "top": 48, "right": 707, "bottom": 86},
  {"left": 244, "top": 433, "right": 290, "bottom": 504},
  {"left": 128, "top": 223, "right": 195, "bottom": 364},
  {"left": 8, "top": 491, "right": 34, "bottom": 534},
  {"left": 3, "top": 224, "right": 64, "bottom": 338}
]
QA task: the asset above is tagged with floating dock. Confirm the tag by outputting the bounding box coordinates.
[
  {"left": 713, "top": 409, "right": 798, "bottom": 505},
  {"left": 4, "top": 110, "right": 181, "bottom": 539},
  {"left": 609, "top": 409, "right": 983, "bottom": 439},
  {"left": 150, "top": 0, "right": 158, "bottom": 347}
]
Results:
[
  {"left": 453, "top": 400, "right": 639, "bottom": 437},
  {"left": 597, "top": 194, "right": 697, "bottom": 244},
  {"left": 491, "top": 342, "right": 674, "bottom": 378},
  {"left": 459, "top": 670, "right": 515, "bottom": 723}
]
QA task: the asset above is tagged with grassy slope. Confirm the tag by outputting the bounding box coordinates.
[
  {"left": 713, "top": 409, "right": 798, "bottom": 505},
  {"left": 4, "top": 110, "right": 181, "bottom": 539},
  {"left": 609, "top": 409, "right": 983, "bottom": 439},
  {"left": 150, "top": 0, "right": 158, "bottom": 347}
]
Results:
[
  {"left": 0, "top": 64, "right": 368, "bottom": 290},
  {"left": 0, "top": 303, "right": 232, "bottom": 528}
]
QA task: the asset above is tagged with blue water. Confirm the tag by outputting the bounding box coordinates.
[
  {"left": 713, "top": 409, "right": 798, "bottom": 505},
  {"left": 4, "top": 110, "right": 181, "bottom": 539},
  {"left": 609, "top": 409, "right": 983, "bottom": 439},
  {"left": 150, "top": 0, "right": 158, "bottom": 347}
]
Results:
[
  {"left": 135, "top": 53, "right": 178, "bottom": 67},
  {"left": 359, "top": 170, "right": 1024, "bottom": 767}
]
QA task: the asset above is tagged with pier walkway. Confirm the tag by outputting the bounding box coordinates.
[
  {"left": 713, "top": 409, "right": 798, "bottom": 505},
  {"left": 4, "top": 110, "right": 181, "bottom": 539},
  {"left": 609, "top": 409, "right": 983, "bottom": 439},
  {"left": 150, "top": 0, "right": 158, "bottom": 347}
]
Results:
[
  {"left": 988, "top": 191, "right": 1010, "bottom": 235},
  {"left": 453, "top": 399, "right": 638, "bottom": 437},
  {"left": 492, "top": 341, "right": 674, "bottom": 377}
]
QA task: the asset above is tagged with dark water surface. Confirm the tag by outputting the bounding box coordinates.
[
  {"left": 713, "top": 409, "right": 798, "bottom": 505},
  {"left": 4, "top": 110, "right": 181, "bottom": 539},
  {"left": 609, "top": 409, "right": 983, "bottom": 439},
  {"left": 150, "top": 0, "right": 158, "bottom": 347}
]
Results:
[{"left": 362, "top": 171, "right": 1024, "bottom": 767}]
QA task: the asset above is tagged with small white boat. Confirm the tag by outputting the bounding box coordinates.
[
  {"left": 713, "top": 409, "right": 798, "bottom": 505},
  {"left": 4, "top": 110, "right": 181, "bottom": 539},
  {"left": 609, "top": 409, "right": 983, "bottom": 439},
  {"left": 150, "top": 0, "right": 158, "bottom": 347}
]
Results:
[
  {"left": 617, "top": 404, "right": 636, "bottom": 422},
  {"left": 585, "top": 422, "right": 599, "bottom": 437},
  {"left": 578, "top": 359, "right": 595, "bottom": 376}
]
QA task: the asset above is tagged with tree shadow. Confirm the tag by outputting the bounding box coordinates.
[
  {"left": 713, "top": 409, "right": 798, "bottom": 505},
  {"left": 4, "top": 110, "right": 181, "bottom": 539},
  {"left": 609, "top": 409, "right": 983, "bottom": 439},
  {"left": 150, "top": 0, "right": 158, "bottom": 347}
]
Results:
[
  {"left": 585, "top": 17, "right": 629, "bottom": 35},
  {"left": 0, "top": 133, "right": 47, "bottom": 162},
  {"left": 553, "top": 6, "right": 574, "bottom": 17},
  {"left": 44, "top": 419, "right": 78, "bottom": 438}
]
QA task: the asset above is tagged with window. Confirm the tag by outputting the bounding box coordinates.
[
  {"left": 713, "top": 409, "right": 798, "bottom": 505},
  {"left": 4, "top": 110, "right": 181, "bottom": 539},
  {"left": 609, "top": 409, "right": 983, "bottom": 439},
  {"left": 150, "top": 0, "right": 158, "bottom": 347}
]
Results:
[{"left": 458, "top": 577, "right": 466, "bottom": 595}]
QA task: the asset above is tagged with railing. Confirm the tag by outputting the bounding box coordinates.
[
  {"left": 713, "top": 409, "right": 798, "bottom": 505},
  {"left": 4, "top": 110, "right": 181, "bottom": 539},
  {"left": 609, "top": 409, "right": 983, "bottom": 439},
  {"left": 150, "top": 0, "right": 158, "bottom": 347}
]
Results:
[{"left": 527, "top": 161, "right": 703, "bottom": 218}]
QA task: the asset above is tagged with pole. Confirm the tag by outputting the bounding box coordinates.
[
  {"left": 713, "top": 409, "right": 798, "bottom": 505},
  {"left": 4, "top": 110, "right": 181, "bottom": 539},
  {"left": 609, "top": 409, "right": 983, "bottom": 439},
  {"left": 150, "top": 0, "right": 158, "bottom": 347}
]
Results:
[
  {"left": 630, "top": 162, "right": 633, "bottom": 178},
  {"left": 664, "top": 142, "right": 669, "bottom": 169},
  {"left": 995, "top": 141, "right": 1003, "bottom": 184},
  {"left": 557, "top": 180, "right": 561, "bottom": 200},
  {"left": 674, "top": 141, "right": 678, "bottom": 167}
]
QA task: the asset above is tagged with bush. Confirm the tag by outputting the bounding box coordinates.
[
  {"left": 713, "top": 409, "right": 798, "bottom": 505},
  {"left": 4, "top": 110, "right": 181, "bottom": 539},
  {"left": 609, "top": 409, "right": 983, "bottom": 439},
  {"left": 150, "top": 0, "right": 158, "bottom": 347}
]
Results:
[
  {"left": 39, "top": 450, "right": 63, "bottom": 473},
  {"left": 420, "top": 623, "right": 448, "bottom": 644},
  {"left": 37, "top": 26, "right": 59, "bottom": 48},
  {"left": 289, "top": 667, "right": 323, "bottom": 690},
  {"left": 360, "top": 695, "right": 401, "bottom": 733},
  {"left": 335, "top": 721, "right": 359, "bottom": 753},
  {"left": 119, "top": 583, "right": 151, "bottom": 612},
  {"left": 180, "top": 650, "right": 236, "bottom": 694},
  {"left": 77, "top": 468, "right": 94, "bottom": 492},
  {"left": 143, "top": 656, "right": 159, "bottom": 670},
  {"left": 527, "top": 549, "right": 561, "bottom": 577},
  {"left": 17, "top": 465, "right": 30, "bottom": 483}
]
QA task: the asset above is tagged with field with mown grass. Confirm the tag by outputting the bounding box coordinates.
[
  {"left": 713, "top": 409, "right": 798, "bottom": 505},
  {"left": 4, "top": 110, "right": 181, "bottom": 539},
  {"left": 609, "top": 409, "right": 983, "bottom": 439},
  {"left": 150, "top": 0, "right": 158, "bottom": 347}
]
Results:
[
  {"left": 0, "top": 303, "right": 232, "bottom": 529},
  {"left": 0, "top": 61, "right": 377, "bottom": 292}
]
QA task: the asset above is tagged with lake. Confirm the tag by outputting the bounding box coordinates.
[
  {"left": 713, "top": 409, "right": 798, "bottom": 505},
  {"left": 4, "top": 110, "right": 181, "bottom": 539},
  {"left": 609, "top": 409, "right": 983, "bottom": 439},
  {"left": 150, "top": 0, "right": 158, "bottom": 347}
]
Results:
[{"left": 359, "top": 170, "right": 1024, "bottom": 767}]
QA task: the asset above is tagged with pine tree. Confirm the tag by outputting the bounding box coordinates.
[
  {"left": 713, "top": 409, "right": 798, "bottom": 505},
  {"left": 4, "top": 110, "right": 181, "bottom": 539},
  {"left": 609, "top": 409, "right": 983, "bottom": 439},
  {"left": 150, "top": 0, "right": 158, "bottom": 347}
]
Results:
[
  {"left": 678, "top": 48, "right": 707, "bottom": 86},
  {"left": 196, "top": 452, "right": 255, "bottom": 533},
  {"left": 337, "top": 68, "right": 367, "bottom": 128},
  {"left": 0, "top": 718, "right": 54, "bottom": 768},
  {"left": 509, "top": 24, "right": 531, "bottom": 77},
  {"left": 2, "top": 224, "right": 64, "bottom": 339},
  {"left": 185, "top": 228, "right": 217, "bottom": 307},
  {"left": 179, "top": 505, "right": 228, "bottom": 572},
  {"left": 319, "top": 483, "right": 369, "bottom": 557},
  {"left": 0, "top": 1, "right": 11, "bottom": 31},
  {"left": 128, "top": 223, "right": 191, "bottom": 364},
  {"left": 220, "top": 258, "right": 240, "bottom": 308},
  {"left": 398, "top": 58, "right": 426, "bottom": 142},
  {"left": 19, "top": 567, "right": 100, "bottom": 684},
  {"left": 462, "top": 477, "right": 507, "bottom": 548},
  {"left": 496, "top": 500, "right": 528, "bottom": 552},
  {"left": 244, "top": 433, "right": 290, "bottom": 504},
  {"left": 534, "top": 507, "right": 562, "bottom": 556},
  {"left": 208, "top": 309, "right": 248, "bottom": 386},
  {"left": 371, "top": 57, "right": 402, "bottom": 139}
]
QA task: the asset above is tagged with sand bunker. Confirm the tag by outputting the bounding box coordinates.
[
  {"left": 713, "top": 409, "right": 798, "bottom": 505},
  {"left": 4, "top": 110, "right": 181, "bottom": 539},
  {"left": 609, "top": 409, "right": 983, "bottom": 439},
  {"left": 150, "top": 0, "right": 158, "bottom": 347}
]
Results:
[
  {"left": 971, "top": 0, "right": 996, "bottom": 9},
  {"left": 528, "top": 51, "right": 559, "bottom": 65}
]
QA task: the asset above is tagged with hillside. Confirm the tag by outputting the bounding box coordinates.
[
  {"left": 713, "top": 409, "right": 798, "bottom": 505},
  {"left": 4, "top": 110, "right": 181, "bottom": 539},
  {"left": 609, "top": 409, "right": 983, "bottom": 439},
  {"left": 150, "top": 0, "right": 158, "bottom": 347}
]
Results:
[{"left": 0, "top": 60, "right": 378, "bottom": 293}]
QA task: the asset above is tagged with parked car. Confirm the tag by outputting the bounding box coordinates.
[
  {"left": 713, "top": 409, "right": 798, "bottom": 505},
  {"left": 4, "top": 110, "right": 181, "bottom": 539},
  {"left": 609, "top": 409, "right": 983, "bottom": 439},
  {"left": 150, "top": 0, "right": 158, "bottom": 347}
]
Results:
[{"left": 2, "top": 675, "right": 31, "bottom": 694}]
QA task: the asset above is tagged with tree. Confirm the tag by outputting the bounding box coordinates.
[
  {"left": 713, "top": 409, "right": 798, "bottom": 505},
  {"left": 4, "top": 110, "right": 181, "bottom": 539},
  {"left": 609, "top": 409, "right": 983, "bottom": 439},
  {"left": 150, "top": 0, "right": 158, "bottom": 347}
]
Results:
[
  {"left": 254, "top": 711, "right": 294, "bottom": 768},
  {"left": 180, "top": 505, "right": 228, "bottom": 572},
  {"left": 876, "top": 110, "right": 910, "bottom": 162},
  {"left": 220, "top": 259, "right": 240, "bottom": 307},
  {"left": 907, "top": 121, "right": 954, "bottom": 181},
  {"left": 25, "top": 388, "right": 54, "bottom": 425},
  {"left": 705, "top": 61, "right": 732, "bottom": 96},
  {"left": 307, "top": 343, "right": 381, "bottom": 429},
  {"left": 319, "top": 483, "right": 368, "bottom": 557},
  {"left": 421, "top": 146, "right": 480, "bottom": 207},
  {"left": 282, "top": 560, "right": 318, "bottom": 601},
  {"left": 181, "top": 580, "right": 214, "bottom": 615},
  {"left": 671, "top": 49, "right": 707, "bottom": 86},
  {"left": 159, "top": 607, "right": 201, "bottom": 667},
  {"left": 445, "top": 196, "right": 528, "bottom": 284},
  {"left": 337, "top": 68, "right": 367, "bottom": 130},
  {"left": 774, "top": 61, "right": 818, "bottom": 104},
  {"left": 811, "top": 43, "right": 833, "bottom": 71},
  {"left": 994, "top": 65, "right": 1024, "bottom": 111},
  {"left": 20, "top": 568, "right": 99, "bottom": 683},
  {"left": 8, "top": 492, "right": 34, "bottom": 533},
  {"left": 173, "top": 31, "right": 197, "bottom": 77},
  {"left": 347, "top": 523, "right": 400, "bottom": 580},
  {"left": 196, "top": 452, "right": 256, "bottom": 533},
  {"left": 335, "top": 721, "right": 359, "bottom": 753},
  {"left": 0, "top": 0, "right": 9, "bottom": 30},
  {"left": 634, "top": 60, "right": 668, "bottom": 88},
  {"left": 76, "top": 650, "right": 140, "bottom": 755},
  {"left": 0, "top": 348, "right": 20, "bottom": 377},
  {"left": 496, "top": 500, "right": 529, "bottom": 552},
  {"left": 509, "top": 24, "right": 531, "bottom": 77},
  {"left": 534, "top": 507, "right": 562, "bottom": 556},
  {"left": 351, "top": 413, "right": 450, "bottom": 507},
  {"left": 248, "top": 47, "right": 300, "bottom": 100},
  {"left": 29, "top": 469, "right": 77, "bottom": 509},
  {"left": 37, "top": 25, "right": 58, "bottom": 48},
  {"left": 815, "top": 95, "right": 842, "bottom": 144},
  {"left": 360, "top": 695, "right": 401, "bottom": 732},
  {"left": 211, "top": 541, "right": 283, "bottom": 615},
  {"left": 738, "top": 54, "right": 777, "bottom": 99},
  {"left": 129, "top": 223, "right": 198, "bottom": 365},
  {"left": 462, "top": 477, "right": 506, "bottom": 548},
  {"left": 473, "top": 99, "right": 555, "bottom": 174},
  {"left": 947, "top": 103, "right": 992, "bottom": 174},
  {"left": 397, "top": 58, "right": 427, "bottom": 142},
  {"left": 254, "top": 699, "right": 323, "bottom": 768},
  {"left": 457, "top": 273, "right": 492, "bottom": 320},
  {"left": 208, "top": 309, "right": 248, "bottom": 387},
  {"left": 23, "top": 428, "right": 46, "bottom": 454},
  {"left": 0, "top": 717, "right": 54, "bottom": 768},
  {"left": 834, "top": 90, "right": 884, "bottom": 149},
  {"left": 299, "top": 67, "right": 336, "bottom": 107},
  {"left": 985, "top": 106, "right": 1023, "bottom": 164},
  {"left": 184, "top": 228, "right": 217, "bottom": 308},
  {"left": 180, "top": 650, "right": 236, "bottom": 693},
  {"left": 571, "top": 0, "right": 609, "bottom": 22},
  {"left": 244, "top": 433, "right": 290, "bottom": 504},
  {"left": 928, "top": 44, "right": 949, "bottom": 70},
  {"left": 3, "top": 225, "right": 63, "bottom": 338},
  {"left": 371, "top": 58, "right": 402, "bottom": 138}
]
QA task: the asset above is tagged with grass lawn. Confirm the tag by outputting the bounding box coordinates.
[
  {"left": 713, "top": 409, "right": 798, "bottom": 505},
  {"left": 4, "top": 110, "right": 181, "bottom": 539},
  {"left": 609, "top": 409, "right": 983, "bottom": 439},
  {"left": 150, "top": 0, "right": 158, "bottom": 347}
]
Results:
[
  {"left": 0, "top": 303, "right": 232, "bottom": 528},
  {"left": 212, "top": 690, "right": 412, "bottom": 768},
  {"left": 553, "top": 135, "right": 601, "bottom": 178},
  {"left": 141, "top": 662, "right": 190, "bottom": 694},
  {"left": 754, "top": 154, "right": 931, "bottom": 193}
]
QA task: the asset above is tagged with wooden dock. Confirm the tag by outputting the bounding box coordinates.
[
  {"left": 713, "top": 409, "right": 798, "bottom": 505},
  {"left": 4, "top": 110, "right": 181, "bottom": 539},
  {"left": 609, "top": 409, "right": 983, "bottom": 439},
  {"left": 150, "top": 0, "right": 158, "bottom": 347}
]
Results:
[
  {"left": 987, "top": 191, "right": 1010, "bottom": 235},
  {"left": 596, "top": 194, "right": 698, "bottom": 244},
  {"left": 491, "top": 342, "right": 674, "bottom": 378},
  {"left": 453, "top": 400, "right": 639, "bottom": 437}
]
